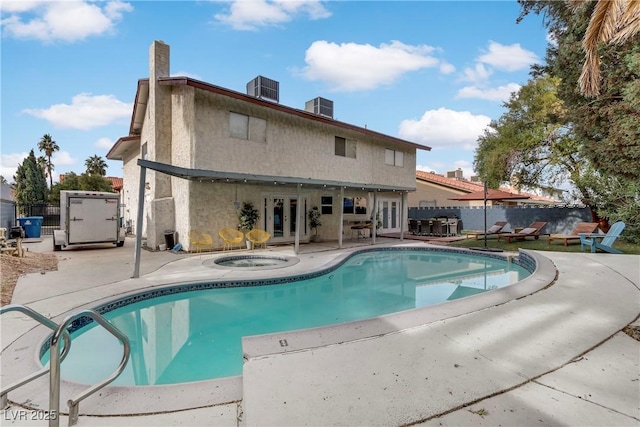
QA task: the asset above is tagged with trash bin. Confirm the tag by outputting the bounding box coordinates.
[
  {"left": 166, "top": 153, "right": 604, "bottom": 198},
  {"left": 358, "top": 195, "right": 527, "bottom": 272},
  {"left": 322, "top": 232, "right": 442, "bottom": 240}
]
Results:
[
  {"left": 17, "top": 217, "right": 43, "bottom": 238},
  {"left": 164, "top": 230, "right": 176, "bottom": 250}
]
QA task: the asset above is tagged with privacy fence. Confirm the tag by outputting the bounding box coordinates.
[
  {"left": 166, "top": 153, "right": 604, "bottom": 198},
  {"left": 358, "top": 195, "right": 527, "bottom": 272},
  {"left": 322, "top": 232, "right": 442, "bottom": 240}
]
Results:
[{"left": 408, "top": 206, "right": 593, "bottom": 235}]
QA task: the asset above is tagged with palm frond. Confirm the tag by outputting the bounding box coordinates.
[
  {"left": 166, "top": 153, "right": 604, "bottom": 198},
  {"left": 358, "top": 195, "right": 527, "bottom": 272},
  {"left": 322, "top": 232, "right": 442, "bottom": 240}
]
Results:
[
  {"left": 579, "top": 50, "right": 601, "bottom": 97},
  {"left": 611, "top": 0, "right": 640, "bottom": 43}
]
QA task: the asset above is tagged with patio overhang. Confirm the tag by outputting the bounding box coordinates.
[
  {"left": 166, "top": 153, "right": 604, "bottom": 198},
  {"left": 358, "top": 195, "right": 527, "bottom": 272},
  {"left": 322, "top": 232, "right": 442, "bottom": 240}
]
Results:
[
  {"left": 132, "top": 159, "right": 410, "bottom": 277},
  {"left": 137, "top": 159, "right": 416, "bottom": 193}
]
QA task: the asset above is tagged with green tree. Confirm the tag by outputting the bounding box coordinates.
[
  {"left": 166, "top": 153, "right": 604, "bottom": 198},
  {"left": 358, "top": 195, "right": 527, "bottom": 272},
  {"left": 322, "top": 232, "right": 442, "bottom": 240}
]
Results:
[
  {"left": 519, "top": 0, "right": 640, "bottom": 181},
  {"left": 85, "top": 155, "right": 108, "bottom": 176},
  {"left": 474, "top": 74, "right": 603, "bottom": 218},
  {"left": 0, "top": 176, "right": 7, "bottom": 184},
  {"left": 14, "top": 150, "right": 47, "bottom": 206},
  {"left": 49, "top": 172, "right": 113, "bottom": 204},
  {"left": 37, "top": 133, "right": 59, "bottom": 189}
]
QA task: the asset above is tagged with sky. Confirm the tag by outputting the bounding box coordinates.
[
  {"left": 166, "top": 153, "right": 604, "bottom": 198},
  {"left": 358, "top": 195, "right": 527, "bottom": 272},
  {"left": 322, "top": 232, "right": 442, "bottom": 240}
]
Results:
[{"left": 1, "top": 0, "right": 550, "bottom": 184}]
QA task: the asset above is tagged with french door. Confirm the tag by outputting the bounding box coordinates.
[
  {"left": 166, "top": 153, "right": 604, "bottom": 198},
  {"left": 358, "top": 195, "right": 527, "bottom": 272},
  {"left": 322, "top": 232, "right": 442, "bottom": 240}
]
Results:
[
  {"left": 267, "top": 195, "right": 308, "bottom": 243},
  {"left": 377, "top": 197, "right": 401, "bottom": 234}
]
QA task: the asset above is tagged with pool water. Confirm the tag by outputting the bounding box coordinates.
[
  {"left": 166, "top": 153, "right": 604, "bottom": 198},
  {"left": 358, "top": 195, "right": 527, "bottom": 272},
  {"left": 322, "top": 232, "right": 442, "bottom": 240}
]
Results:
[{"left": 45, "top": 250, "right": 529, "bottom": 385}]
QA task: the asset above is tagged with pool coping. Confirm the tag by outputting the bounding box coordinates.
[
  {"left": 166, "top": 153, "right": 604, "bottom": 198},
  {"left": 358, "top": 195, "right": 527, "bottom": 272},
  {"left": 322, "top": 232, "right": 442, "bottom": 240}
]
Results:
[{"left": 1, "top": 246, "right": 556, "bottom": 416}]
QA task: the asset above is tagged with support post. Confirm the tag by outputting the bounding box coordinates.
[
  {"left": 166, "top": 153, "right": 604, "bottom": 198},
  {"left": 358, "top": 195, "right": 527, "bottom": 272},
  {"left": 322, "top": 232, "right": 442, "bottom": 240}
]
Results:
[{"left": 133, "top": 165, "right": 147, "bottom": 278}]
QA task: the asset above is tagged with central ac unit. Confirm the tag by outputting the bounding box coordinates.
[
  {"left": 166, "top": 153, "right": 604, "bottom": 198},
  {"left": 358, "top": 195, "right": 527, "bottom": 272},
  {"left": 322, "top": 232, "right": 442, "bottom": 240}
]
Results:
[{"left": 246, "top": 76, "right": 279, "bottom": 103}]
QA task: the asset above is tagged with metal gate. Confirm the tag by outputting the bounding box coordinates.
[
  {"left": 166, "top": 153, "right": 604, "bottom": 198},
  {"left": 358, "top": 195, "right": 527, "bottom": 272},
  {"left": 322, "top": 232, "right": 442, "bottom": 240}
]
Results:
[{"left": 15, "top": 203, "right": 60, "bottom": 236}]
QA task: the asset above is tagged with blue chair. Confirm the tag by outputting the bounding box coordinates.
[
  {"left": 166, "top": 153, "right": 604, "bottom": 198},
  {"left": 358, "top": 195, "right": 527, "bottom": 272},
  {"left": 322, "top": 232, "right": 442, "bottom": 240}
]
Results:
[{"left": 580, "top": 221, "right": 626, "bottom": 254}]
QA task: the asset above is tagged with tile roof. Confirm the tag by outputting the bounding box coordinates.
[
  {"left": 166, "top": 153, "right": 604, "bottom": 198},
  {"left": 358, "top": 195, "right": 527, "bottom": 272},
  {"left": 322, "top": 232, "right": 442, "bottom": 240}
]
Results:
[{"left": 416, "top": 171, "right": 560, "bottom": 203}]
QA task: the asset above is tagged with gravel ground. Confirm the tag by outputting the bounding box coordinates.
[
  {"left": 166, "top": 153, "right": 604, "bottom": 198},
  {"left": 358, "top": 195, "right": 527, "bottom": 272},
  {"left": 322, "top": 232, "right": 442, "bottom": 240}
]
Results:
[{"left": 1, "top": 252, "right": 58, "bottom": 306}]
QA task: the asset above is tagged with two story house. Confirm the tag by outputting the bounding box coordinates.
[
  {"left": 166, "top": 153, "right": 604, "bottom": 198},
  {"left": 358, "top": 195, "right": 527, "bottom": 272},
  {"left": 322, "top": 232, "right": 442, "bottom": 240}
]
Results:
[{"left": 107, "top": 41, "right": 430, "bottom": 252}]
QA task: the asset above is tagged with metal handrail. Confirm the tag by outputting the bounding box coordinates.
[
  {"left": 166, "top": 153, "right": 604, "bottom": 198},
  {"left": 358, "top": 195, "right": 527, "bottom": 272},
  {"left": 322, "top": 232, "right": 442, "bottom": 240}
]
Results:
[
  {"left": 0, "top": 304, "right": 71, "bottom": 409},
  {"left": 49, "top": 309, "right": 130, "bottom": 427}
]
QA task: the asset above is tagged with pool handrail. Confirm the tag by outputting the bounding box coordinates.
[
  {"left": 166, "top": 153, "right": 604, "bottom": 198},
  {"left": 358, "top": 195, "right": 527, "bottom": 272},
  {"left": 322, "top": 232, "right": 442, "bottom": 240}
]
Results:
[
  {"left": 0, "top": 304, "right": 71, "bottom": 410},
  {"left": 49, "top": 309, "right": 130, "bottom": 427}
]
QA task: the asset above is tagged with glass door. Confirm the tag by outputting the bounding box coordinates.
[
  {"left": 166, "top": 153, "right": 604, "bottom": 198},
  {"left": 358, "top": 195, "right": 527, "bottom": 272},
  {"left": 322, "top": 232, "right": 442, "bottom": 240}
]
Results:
[
  {"left": 377, "top": 198, "right": 400, "bottom": 234},
  {"left": 269, "top": 196, "right": 308, "bottom": 243}
]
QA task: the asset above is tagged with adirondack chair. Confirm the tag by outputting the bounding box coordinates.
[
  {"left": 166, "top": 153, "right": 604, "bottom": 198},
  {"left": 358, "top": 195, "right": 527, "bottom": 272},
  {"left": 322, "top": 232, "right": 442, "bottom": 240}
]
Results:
[{"left": 580, "top": 221, "right": 626, "bottom": 254}]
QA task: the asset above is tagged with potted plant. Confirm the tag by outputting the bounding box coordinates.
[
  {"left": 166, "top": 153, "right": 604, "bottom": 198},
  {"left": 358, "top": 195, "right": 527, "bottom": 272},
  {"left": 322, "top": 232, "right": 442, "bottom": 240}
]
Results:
[
  {"left": 238, "top": 201, "right": 260, "bottom": 248},
  {"left": 308, "top": 206, "right": 322, "bottom": 242}
]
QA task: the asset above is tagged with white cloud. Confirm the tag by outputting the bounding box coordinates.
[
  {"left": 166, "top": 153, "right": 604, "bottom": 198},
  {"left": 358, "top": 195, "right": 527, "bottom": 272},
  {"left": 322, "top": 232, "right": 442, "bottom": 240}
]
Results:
[
  {"left": 462, "top": 63, "right": 492, "bottom": 84},
  {"left": 456, "top": 83, "right": 520, "bottom": 102},
  {"left": 300, "top": 40, "right": 444, "bottom": 91},
  {"left": 95, "top": 137, "right": 114, "bottom": 150},
  {"left": 1, "top": 1, "right": 133, "bottom": 42},
  {"left": 439, "top": 62, "right": 455, "bottom": 74},
  {"left": 398, "top": 108, "right": 491, "bottom": 151},
  {"left": 214, "top": 0, "right": 331, "bottom": 31},
  {"left": 477, "top": 41, "right": 539, "bottom": 72},
  {"left": 0, "top": 152, "right": 29, "bottom": 182},
  {"left": 52, "top": 151, "right": 77, "bottom": 166},
  {"left": 22, "top": 93, "right": 132, "bottom": 130},
  {"left": 172, "top": 71, "right": 203, "bottom": 80}
]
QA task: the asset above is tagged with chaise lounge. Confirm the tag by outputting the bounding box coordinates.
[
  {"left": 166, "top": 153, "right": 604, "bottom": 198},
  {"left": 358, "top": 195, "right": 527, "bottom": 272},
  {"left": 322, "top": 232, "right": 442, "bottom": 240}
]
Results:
[
  {"left": 496, "top": 221, "right": 548, "bottom": 243},
  {"left": 548, "top": 222, "right": 599, "bottom": 246},
  {"left": 465, "top": 221, "right": 507, "bottom": 240}
]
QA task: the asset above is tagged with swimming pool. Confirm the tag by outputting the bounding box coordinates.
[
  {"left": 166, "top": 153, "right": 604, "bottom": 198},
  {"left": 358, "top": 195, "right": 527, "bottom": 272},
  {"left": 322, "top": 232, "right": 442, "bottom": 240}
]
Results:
[{"left": 42, "top": 248, "right": 531, "bottom": 386}]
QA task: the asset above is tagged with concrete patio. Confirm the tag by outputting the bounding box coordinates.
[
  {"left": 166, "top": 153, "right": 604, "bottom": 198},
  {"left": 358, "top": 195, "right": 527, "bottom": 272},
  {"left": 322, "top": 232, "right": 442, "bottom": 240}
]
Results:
[{"left": 1, "top": 236, "right": 638, "bottom": 426}]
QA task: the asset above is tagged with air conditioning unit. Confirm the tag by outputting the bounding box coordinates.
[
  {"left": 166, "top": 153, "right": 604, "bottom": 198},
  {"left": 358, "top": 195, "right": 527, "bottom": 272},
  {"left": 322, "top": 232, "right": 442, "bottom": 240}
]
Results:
[
  {"left": 305, "top": 97, "right": 334, "bottom": 119},
  {"left": 246, "top": 76, "right": 279, "bottom": 103}
]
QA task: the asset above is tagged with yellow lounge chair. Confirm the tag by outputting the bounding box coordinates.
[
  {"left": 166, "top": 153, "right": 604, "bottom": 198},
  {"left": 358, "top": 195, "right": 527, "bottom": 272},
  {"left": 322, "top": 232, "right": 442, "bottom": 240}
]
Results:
[
  {"left": 219, "top": 228, "right": 244, "bottom": 251},
  {"left": 246, "top": 228, "right": 271, "bottom": 250},
  {"left": 188, "top": 230, "right": 213, "bottom": 253}
]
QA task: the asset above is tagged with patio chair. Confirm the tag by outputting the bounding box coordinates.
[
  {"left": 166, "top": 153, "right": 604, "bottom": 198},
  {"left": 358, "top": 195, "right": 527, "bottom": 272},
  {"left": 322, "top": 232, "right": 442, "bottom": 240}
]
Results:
[
  {"left": 466, "top": 221, "right": 507, "bottom": 240},
  {"left": 188, "top": 230, "right": 214, "bottom": 253},
  {"left": 548, "top": 222, "right": 599, "bottom": 246},
  {"left": 496, "top": 221, "right": 548, "bottom": 243},
  {"left": 580, "top": 221, "right": 626, "bottom": 254},
  {"left": 246, "top": 228, "right": 271, "bottom": 250},
  {"left": 219, "top": 228, "right": 244, "bottom": 251}
]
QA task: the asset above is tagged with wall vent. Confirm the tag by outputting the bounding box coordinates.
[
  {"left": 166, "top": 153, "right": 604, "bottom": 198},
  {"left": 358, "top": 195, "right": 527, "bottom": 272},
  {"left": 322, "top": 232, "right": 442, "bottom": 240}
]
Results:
[
  {"left": 246, "top": 76, "right": 279, "bottom": 103},
  {"left": 305, "top": 97, "right": 334, "bottom": 119}
]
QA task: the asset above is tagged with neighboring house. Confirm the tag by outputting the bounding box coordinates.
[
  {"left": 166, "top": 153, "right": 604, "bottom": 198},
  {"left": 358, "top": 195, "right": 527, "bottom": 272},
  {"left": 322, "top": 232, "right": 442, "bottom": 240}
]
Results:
[
  {"left": 107, "top": 41, "right": 430, "bottom": 251},
  {"left": 410, "top": 170, "right": 559, "bottom": 208}
]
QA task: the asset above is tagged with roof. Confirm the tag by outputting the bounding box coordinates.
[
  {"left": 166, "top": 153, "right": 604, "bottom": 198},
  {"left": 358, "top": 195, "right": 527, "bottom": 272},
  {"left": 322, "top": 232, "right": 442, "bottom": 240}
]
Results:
[
  {"left": 449, "top": 188, "right": 530, "bottom": 201},
  {"left": 416, "top": 170, "right": 484, "bottom": 192},
  {"left": 416, "top": 171, "right": 560, "bottom": 204},
  {"left": 108, "top": 77, "right": 431, "bottom": 161},
  {"left": 137, "top": 159, "right": 415, "bottom": 192}
]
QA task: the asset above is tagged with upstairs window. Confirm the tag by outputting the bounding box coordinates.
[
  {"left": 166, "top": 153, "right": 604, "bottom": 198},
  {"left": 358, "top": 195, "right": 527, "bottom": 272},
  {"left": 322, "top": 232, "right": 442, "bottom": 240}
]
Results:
[
  {"left": 385, "top": 148, "right": 404, "bottom": 167},
  {"left": 335, "top": 136, "right": 356, "bottom": 158},
  {"left": 230, "top": 112, "right": 266, "bottom": 142}
]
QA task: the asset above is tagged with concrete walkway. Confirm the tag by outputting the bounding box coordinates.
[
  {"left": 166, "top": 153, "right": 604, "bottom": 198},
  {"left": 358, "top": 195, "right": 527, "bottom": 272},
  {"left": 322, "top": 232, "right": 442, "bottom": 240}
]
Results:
[{"left": 1, "top": 236, "right": 638, "bottom": 426}]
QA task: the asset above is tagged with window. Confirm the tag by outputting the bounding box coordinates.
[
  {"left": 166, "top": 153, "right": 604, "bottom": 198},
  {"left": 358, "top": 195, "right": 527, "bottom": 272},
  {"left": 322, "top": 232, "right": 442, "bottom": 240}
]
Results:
[
  {"left": 230, "top": 112, "right": 267, "bottom": 142},
  {"left": 230, "top": 112, "right": 249, "bottom": 139},
  {"left": 385, "top": 148, "right": 404, "bottom": 167},
  {"left": 335, "top": 136, "right": 356, "bottom": 158},
  {"left": 343, "top": 197, "right": 354, "bottom": 214},
  {"left": 321, "top": 196, "right": 333, "bottom": 215},
  {"left": 355, "top": 197, "right": 368, "bottom": 214}
]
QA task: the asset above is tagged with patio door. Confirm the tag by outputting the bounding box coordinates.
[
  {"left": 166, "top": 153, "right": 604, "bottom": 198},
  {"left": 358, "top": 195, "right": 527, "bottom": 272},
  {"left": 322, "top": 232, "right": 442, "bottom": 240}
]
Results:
[
  {"left": 377, "top": 197, "right": 401, "bottom": 234},
  {"left": 268, "top": 195, "right": 308, "bottom": 243}
]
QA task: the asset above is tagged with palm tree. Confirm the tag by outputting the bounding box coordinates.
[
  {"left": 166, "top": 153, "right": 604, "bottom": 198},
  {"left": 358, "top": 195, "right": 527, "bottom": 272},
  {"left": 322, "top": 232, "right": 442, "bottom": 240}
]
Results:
[
  {"left": 85, "top": 155, "right": 108, "bottom": 176},
  {"left": 38, "top": 133, "right": 59, "bottom": 189},
  {"left": 570, "top": 0, "right": 640, "bottom": 96},
  {"left": 37, "top": 156, "right": 50, "bottom": 182}
]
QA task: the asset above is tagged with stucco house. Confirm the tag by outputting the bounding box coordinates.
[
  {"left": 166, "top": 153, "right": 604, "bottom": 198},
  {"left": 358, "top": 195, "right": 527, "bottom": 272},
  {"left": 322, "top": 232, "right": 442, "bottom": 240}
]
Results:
[
  {"left": 107, "top": 41, "right": 430, "bottom": 252},
  {"left": 409, "top": 170, "right": 559, "bottom": 208}
]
